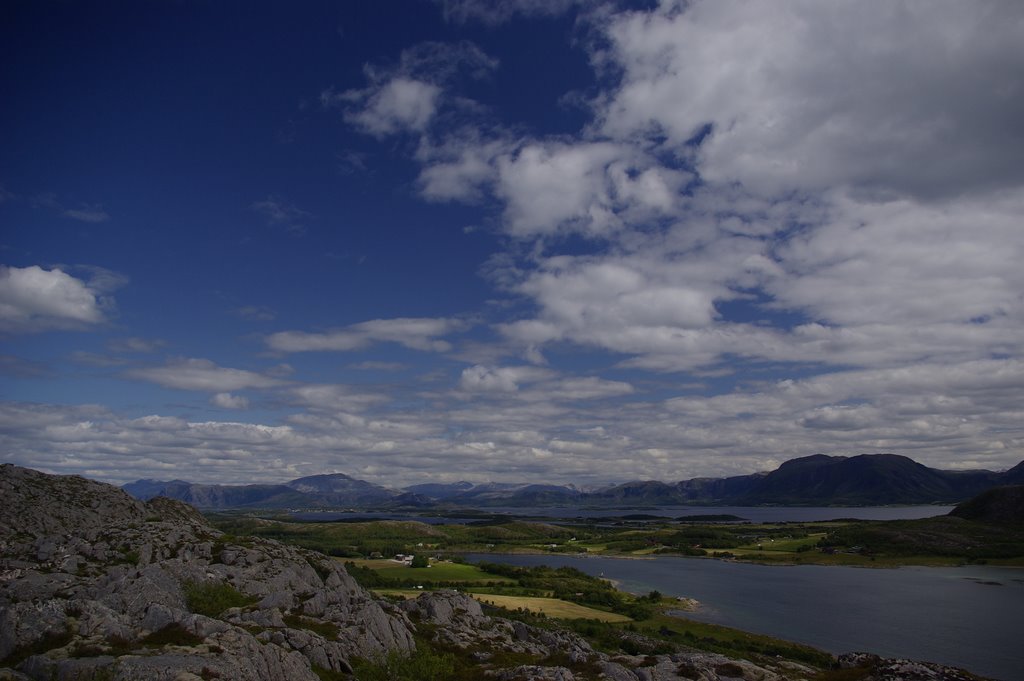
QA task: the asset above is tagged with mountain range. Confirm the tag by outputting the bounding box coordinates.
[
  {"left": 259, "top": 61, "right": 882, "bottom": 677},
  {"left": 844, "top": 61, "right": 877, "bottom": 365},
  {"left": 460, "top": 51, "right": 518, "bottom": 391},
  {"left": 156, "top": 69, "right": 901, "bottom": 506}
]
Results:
[{"left": 122, "top": 453, "right": 1024, "bottom": 510}]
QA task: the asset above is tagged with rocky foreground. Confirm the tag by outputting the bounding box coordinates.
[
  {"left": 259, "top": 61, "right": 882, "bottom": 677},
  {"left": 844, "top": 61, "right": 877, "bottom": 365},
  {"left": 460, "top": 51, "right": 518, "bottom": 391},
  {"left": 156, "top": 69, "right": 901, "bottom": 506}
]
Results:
[{"left": 1, "top": 464, "right": 987, "bottom": 680}]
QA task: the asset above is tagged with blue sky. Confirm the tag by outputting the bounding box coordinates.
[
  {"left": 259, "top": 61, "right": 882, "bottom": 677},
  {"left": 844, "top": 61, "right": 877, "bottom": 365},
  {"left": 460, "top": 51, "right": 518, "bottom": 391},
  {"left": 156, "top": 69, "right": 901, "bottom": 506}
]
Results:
[{"left": 2, "top": 0, "right": 1023, "bottom": 486}]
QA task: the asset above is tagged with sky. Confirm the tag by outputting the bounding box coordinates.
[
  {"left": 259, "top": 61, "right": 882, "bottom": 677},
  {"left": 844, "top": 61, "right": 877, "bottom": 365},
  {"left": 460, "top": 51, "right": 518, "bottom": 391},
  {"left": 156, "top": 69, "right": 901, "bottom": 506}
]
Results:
[{"left": 2, "top": 0, "right": 1024, "bottom": 488}]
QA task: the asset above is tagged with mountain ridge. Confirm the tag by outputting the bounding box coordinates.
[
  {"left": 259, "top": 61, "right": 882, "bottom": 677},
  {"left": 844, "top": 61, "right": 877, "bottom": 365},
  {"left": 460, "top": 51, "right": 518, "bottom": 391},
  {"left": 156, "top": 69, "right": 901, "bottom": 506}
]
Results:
[{"left": 120, "top": 453, "right": 1022, "bottom": 510}]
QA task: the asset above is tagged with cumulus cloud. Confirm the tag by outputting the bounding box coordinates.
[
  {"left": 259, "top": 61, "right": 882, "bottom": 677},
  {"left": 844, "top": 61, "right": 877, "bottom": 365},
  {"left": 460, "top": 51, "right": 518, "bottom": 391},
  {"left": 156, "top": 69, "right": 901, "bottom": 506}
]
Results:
[
  {"left": 266, "top": 317, "right": 468, "bottom": 353},
  {"left": 0, "top": 265, "right": 119, "bottom": 333},
  {"left": 211, "top": 392, "right": 249, "bottom": 409},
  {"left": 128, "top": 358, "right": 284, "bottom": 392},
  {"left": 328, "top": 41, "right": 498, "bottom": 138},
  {"left": 459, "top": 365, "right": 550, "bottom": 393},
  {"left": 495, "top": 141, "right": 691, "bottom": 237},
  {"left": 598, "top": 0, "right": 1024, "bottom": 200}
]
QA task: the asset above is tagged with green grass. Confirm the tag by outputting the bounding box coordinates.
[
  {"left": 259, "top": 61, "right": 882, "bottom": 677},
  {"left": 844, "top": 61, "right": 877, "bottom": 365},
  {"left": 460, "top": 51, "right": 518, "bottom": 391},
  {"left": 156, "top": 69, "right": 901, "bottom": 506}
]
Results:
[{"left": 372, "top": 561, "right": 517, "bottom": 583}]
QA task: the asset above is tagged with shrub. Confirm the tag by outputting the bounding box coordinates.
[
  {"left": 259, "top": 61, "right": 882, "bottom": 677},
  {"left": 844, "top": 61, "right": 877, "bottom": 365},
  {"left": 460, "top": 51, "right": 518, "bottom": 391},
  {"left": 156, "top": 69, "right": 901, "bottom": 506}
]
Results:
[
  {"left": 350, "top": 646, "right": 458, "bottom": 681},
  {"left": 182, "top": 580, "right": 256, "bottom": 617}
]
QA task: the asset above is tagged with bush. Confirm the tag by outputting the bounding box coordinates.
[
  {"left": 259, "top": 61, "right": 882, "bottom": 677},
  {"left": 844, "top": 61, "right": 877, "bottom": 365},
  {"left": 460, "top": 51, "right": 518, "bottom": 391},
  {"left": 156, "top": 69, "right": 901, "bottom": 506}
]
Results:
[{"left": 182, "top": 580, "right": 256, "bottom": 617}]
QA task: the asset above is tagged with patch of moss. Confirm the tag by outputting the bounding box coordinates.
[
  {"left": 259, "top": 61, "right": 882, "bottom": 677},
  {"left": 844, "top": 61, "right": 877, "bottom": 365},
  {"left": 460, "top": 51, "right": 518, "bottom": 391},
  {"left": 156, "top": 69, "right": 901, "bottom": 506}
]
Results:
[{"left": 282, "top": 614, "right": 340, "bottom": 639}]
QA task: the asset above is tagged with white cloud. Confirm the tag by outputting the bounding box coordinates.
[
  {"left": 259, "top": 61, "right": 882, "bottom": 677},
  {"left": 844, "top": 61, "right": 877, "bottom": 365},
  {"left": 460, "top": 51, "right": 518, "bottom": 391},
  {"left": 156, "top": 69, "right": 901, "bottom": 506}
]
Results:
[
  {"left": 598, "top": 0, "right": 1024, "bottom": 200},
  {"left": 496, "top": 141, "right": 690, "bottom": 237},
  {"left": 266, "top": 329, "right": 368, "bottom": 353},
  {"left": 288, "top": 384, "right": 389, "bottom": 412},
  {"left": 458, "top": 364, "right": 550, "bottom": 393},
  {"left": 345, "top": 77, "right": 442, "bottom": 137},
  {"left": 457, "top": 364, "right": 634, "bottom": 403},
  {"left": 0, "top": 265, "right": 117, "bottom": 333},
  {"left": 331, "top": 41, "right": 498, "bottom": 139},
  {"left": 128, "top": 358, "right": 284, "bottom": 392},
  {"left": 416, "top": 133, "right": 511, "bottom": 202},
  {"left": 266, "top": 317, "right": 468, "bottom": 353},
  {"left": 212, "top": 392, "right": 249, "bottom": 409}
]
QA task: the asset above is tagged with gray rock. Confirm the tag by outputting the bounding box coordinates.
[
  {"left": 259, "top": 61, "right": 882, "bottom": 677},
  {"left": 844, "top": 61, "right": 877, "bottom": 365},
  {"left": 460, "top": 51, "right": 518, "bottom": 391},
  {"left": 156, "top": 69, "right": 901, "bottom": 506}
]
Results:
[{"left": 0, "top": 464, "right": 414, "bottom": 680}]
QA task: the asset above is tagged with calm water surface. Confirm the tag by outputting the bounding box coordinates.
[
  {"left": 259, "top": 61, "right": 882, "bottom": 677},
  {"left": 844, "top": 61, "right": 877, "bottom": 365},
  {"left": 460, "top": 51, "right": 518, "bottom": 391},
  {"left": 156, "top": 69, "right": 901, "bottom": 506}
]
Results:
[{"left": 465, "top": 553, "right": 1023, "bottom": 681}]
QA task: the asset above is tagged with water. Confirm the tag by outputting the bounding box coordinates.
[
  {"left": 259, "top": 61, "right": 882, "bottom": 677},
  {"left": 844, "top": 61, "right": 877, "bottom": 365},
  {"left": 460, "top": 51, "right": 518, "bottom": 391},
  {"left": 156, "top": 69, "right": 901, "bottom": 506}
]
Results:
[
  {"left": 464, "top": 553, "right": 1024, "bottom": 681},
  {"left": 293, "top": 505, "right": 954, "bottom": 524}
]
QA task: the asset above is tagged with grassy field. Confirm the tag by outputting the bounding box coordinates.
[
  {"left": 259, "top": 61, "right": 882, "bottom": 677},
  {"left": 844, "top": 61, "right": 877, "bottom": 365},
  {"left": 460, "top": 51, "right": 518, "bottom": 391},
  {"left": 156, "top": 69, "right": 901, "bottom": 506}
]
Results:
[
  {"left": 377, "top": 589, "right": 632, "bottom": 622},
  {"left": 470, "top": 594, "right": 633, "bottom": 622},
  {"left": 345, "top": 558, "right": 517, "bottom": 583}
]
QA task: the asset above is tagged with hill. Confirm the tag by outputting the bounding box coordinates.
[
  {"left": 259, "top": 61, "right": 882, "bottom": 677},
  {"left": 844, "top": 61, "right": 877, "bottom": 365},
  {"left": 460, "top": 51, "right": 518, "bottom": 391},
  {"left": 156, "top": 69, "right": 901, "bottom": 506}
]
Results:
[{"left": 949, "top": 485, "right": 1024, "bottom": 525}]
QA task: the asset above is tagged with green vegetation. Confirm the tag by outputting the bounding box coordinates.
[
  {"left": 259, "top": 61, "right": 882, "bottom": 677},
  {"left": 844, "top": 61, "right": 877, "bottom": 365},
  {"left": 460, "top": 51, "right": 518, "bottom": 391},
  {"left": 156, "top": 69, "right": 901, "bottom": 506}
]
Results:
[
  {"left": 283, "top": 614, "right": 340, "bottom": 639},
  {"left": 815, "top": 515, "right": 1024, "bottom": 563},
  {"left": 346, "top": 559, "right": 652, "bottom": 621},
  {"left": 182, "top": 580, "right": 257, "bottom": 617},
  {"left": 354, "top": 559, "right": 516, "bottom": 584},
  {"left": 348, "top": 630, "right": 605, "bottom": 681},
  {"left": 207, "top": 505, "right": 1024, "bottom": 568},
  {"left": 350, "top": 644, "right": 459, "bottom": 681}
]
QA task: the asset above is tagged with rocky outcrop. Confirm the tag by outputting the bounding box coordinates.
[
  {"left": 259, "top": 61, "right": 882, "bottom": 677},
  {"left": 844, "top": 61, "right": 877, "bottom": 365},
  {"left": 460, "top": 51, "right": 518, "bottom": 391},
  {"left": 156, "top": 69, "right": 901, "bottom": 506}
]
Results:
[
  {"left": 0, "top": 464, "right": 413, "bottom": 680},
  {"left": 835, "top": 653, "right": 985, "bottom": 681}
]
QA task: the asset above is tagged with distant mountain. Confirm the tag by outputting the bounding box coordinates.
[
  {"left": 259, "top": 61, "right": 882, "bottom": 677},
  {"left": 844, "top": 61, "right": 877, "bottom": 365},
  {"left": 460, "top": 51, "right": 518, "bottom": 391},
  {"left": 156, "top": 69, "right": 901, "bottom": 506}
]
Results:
[
  {"left": 733, "top": 453, "right": 1002, "bottom": 505},
  {"left": 285, "top": 473, "right": 398, "bottom": 506},
  {"left": 121, "top": 480, "right": 314, "bottom": 509},
  {"left": 123, "top": 474, "right": 398, "bottom": 509},
  {"left": 403, "top": 481, "right": 475, "bottom": 500},
  {"left": 123, "top": 453, "right": 1024, "bottom": 509}
]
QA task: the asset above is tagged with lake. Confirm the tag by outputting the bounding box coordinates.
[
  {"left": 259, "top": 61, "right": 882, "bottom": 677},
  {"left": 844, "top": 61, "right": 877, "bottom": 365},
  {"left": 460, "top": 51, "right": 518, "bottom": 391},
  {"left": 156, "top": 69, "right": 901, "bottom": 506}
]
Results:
[
  {"left": 464, "top": 552, "right": 1024, "bottom": 681},
  {"left": 293, "top": 504, "right": 954, "bottom": 524}
]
